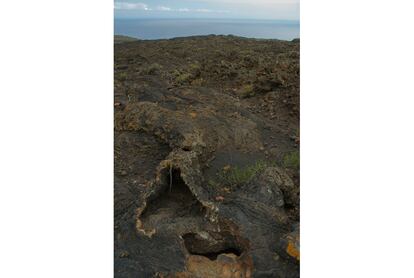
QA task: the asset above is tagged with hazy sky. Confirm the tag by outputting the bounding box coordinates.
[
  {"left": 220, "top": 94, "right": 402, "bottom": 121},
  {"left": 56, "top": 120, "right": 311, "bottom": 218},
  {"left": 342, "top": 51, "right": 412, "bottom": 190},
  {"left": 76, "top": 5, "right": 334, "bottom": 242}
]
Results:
[{"left": 114, "top": 0, "right": 299, "bottom": 21}]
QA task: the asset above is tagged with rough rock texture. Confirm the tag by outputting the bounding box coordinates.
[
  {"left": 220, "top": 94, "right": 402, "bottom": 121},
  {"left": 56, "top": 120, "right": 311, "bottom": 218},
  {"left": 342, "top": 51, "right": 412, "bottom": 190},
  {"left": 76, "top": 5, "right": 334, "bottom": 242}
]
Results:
[{"left": 115, "top": 35, "right": 299, "bottom": 277}]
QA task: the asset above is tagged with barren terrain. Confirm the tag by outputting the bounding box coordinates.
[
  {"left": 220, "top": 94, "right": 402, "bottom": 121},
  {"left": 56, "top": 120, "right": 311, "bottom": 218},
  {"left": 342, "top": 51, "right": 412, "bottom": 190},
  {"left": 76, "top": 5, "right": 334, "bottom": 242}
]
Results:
[{"left": 114, "top": 35, "right": 300, "bottom": 278}]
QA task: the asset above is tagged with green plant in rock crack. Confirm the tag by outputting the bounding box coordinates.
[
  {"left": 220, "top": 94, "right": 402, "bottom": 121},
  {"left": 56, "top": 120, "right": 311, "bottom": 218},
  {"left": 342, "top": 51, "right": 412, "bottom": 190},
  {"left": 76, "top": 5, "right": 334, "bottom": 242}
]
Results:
[
  {"left": 283, "top": 150, "right": 299, "bottom": 170},
  {"left": 209, "top": 160, "right": 274, "bottom": 189}
]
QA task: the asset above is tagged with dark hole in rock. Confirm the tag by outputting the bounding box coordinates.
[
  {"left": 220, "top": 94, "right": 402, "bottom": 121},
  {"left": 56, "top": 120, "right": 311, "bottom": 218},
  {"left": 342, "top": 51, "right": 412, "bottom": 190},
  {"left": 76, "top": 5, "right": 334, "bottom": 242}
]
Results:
[
  {"left": 139, "top": 168, "right": 205, "bottom": 231},
  {"left": 182, "top": 232, "right": 243, "bottom": 260},
  {"left": 182, "top": 147, "right": 191, "bottom": 151},
  {"left": 284, "top": 203, "right": 296, "bottom": 210}
]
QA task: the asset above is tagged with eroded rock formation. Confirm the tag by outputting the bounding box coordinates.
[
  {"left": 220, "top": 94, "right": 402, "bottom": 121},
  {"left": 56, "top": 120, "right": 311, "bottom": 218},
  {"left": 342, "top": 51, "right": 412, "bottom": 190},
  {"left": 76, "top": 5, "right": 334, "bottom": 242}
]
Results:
[{"left": 115, "top": 35, "right": 299, "bottom": 277}]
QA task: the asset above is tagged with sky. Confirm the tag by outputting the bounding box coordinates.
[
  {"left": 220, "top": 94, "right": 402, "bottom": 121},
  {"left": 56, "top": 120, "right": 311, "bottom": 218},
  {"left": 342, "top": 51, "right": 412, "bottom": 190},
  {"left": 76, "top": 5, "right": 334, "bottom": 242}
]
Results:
[{"left": 114, "top": 0, "right": 299, "bottom": 21}]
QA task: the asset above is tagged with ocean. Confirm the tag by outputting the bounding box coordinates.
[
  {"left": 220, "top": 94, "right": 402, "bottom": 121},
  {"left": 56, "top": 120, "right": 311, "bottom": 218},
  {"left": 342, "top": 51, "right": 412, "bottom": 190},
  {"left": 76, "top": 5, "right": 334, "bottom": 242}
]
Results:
[{"left": 114, "top": 18, "right": 299, "bottom": 41}]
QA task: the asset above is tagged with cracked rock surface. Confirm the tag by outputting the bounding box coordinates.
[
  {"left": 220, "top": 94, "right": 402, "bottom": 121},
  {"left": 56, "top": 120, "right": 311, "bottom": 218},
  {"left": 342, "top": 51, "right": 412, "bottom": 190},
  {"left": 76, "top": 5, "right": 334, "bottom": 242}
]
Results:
[{"left": 115, "top": 35, "right": 299, "bottom": 277}]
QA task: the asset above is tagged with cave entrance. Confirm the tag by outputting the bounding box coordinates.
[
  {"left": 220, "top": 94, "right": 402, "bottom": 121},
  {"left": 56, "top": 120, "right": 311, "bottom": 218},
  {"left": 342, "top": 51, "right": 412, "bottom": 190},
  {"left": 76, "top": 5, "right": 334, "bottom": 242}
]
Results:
[
  {"left": 182, "top": 232, "right": 243, "bottom": 261},
  {"left": 166, "top": 168, "right": 191, "bottom": 196},
  {"left": 139, "top": 167, "right": 205, "bottom": 231}
]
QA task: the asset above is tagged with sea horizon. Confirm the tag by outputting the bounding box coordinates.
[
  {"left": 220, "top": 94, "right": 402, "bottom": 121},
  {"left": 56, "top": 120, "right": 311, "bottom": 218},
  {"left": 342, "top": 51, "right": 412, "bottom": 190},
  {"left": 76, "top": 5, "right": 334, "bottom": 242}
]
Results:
[{"left": 114, "top": 18, "right": 300, "bottom": 41}]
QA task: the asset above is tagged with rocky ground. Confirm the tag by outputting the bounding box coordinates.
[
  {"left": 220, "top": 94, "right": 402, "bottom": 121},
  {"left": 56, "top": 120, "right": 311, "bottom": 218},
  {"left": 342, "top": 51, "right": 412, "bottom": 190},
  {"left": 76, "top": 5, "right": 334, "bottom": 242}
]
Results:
[{"left": 114, "top": 35, "right": 300, "bottom": 278}]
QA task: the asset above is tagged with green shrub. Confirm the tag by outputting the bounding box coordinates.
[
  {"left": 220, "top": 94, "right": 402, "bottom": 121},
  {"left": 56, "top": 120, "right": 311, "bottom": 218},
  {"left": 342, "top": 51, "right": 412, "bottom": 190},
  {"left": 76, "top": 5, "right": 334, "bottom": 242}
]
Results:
[
  {"left": 175, "top": 72, "right": 192, "bottom": 84},
  {"left": 239, "top": 84, "right": 255, "bottom": 98},
  {"left": 142, "top": 63, "right": 162, "bottom": 75},
  {"left": 210, "top": 160, "right": 271, "bottom": 188},
  {"left": 188, "top": 63, "right": 202, "bottom": 77},
  {"left": 116, "top": 72, "right": 128, "bottom": 81},
  {"left": 283, "top": 151, "right": 300, "bottom": 169}
]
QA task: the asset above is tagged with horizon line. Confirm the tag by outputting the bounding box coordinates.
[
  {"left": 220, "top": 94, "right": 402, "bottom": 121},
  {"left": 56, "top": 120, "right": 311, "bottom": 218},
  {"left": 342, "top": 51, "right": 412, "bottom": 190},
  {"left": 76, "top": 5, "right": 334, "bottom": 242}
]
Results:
[{"left": 114, "top": 17, "right": 299, "bottom": 22}]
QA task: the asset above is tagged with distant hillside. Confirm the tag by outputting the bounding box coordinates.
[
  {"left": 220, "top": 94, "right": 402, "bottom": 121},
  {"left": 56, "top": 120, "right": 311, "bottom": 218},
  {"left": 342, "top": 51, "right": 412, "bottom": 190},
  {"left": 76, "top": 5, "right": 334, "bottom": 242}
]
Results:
[{"left": 114, "top": 35, "right": 138, "bottom": 44}]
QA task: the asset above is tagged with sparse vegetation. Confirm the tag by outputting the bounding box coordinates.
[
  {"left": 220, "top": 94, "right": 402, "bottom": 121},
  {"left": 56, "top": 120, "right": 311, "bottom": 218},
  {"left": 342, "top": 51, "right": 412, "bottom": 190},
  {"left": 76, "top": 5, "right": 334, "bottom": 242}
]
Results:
[
  {"left": 114, "top": 36, "right": 300, "bottom": 277},
  {"left": 283, "top": 150, "right": 300, "bottom": 169},
  {"left": 239, "top": 84, "right": 255, "bottom": 98},
  {"left": 116, "top": 72, "right": 128, "bottom": 81},
  {"left": 114, "top": 35, "right": 138, "bottom": 44},
  {"left": 191, "top": 78, "right": 204, "bottom": 86},
  {"left": 209, "top": 160, "right": 273, "bottom": 188},
  {"left": 188, "top": 63, "right": 202, "bottom": 77},
  {"left": 175, "top": 72, "right": 192, "bottom": 84},
  {"left": 208, "top": 152, "right": 300, "bottom": 188},
  {"left": 142, "top": 63, "right": 162, "bottom": 75}
]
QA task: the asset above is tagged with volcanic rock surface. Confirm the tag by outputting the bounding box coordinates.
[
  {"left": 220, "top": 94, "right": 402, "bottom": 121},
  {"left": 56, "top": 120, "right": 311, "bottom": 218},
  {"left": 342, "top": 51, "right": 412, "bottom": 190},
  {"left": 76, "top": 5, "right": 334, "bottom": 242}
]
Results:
[{"left": 114, "top": 35, "right": 300, "bottom": 278}]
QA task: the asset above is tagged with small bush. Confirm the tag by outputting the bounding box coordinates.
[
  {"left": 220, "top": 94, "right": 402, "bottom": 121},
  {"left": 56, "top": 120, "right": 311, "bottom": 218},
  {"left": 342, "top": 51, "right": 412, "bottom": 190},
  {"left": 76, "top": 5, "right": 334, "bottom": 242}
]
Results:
[
  {"left": 239, "top": 84, "right": 255, "bottom": 98},
  {"left": 188, "top": 63, "right": 202, "bottom": 77},
  {"left": 116, "top": 72, "right": 128, "bottom": 81},
  {"left": 283, "top": 151, "right": 299, "bottom": 169},
  {"left": 210, "top": 160, "right": 271, "bottom": 188},
  {"left": 175, "top": 72, "right": 192, "bottom": 84},
  {"left": 142, "top": 63, "right": 162, "bottom": 75},
  {"left": 191, "top": 78, "right": 204, "bottom": 86}
]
